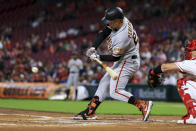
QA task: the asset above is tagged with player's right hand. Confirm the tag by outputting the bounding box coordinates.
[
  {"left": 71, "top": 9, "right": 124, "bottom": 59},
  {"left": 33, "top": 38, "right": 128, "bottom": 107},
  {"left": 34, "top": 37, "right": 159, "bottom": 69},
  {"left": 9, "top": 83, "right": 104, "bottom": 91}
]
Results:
[
  {"left": 90, "top": 52, "right": 100, "bottom": 61},
  {"left": 86, "top": 47, "right": 95, "bottom": 57}
]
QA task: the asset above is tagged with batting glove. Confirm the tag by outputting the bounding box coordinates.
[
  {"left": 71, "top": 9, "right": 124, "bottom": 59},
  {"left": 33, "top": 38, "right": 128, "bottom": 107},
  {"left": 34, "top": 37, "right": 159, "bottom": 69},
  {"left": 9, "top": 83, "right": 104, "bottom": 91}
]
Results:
[
  {"left": 90, "top": 52, "right": 100, "bottom": 61},
  {"left": 86, "top": 47, "right": 95, "bottom": 57}
]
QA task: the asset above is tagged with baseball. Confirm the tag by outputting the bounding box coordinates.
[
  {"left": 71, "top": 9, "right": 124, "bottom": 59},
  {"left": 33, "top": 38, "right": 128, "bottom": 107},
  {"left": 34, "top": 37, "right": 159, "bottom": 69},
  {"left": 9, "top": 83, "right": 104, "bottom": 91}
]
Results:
[{"left": 32, "top": 67, "right": 39, "bottom": 73}]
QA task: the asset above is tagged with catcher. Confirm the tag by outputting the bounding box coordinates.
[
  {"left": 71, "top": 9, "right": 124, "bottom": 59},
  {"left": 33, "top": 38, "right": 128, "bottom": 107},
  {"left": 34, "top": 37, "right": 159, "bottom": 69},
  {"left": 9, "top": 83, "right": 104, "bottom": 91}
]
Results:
[{"left": 148, "top": 39, "right": 196, "bottom": 124}]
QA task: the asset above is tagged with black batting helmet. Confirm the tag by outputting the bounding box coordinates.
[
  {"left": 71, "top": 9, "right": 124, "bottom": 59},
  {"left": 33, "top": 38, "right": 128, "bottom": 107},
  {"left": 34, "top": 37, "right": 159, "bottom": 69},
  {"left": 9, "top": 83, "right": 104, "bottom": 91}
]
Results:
[{"left": 102, "top": 7, "right": 124, "bottom": 24}]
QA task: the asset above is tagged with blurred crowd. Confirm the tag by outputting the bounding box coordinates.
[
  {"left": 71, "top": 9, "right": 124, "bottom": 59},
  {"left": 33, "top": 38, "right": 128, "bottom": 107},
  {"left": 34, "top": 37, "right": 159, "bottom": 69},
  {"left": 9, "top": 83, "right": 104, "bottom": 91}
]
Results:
[{"left": 0, "top": 0, "right": 196, "bottom": 85}]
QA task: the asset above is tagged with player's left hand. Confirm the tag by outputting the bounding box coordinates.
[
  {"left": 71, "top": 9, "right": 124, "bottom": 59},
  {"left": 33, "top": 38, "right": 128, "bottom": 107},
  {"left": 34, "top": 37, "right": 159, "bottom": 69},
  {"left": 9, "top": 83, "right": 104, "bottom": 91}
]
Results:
[
  {"left": 90, "top": 52, "right": 100, "bottom": 61},
  {"left": 86, "top": 47, "right": 95, "bottom": 57}
]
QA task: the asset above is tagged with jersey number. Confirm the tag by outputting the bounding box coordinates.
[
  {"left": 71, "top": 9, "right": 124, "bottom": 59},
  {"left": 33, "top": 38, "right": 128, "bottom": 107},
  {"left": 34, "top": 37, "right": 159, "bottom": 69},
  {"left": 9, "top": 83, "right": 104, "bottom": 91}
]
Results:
[{"left": 132, "top": 31, "right": 138, "bottom": 45}]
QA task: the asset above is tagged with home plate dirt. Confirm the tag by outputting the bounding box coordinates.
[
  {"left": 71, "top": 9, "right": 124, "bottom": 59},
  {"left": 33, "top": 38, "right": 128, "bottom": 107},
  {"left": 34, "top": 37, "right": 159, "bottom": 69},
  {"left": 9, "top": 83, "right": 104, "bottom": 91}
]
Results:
[{"left": 0, "top": 109, "right": 195, "bottom": 131}]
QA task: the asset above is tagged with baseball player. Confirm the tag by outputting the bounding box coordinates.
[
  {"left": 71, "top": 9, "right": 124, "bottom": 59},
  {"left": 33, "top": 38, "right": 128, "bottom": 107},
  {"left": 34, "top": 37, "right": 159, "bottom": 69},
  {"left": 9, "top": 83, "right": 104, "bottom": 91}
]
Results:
[
  {"left": 148, "top": 39, "right": 196, "bottom": 124},
  {"left": 73, "top": 7, "right": 153, "bottom": 120},
  {"left": 66, "top": 52, "right": 83, "bottom": 100}
]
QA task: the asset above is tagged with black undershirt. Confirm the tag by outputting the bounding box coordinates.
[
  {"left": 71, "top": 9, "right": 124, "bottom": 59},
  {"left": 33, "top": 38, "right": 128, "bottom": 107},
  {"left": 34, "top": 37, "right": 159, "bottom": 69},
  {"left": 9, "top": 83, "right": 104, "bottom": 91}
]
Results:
[
  {"left": 92, "top": 26, "right": 112, "bottom": 49},
  {"left": 92, "top": 26, "right": 121, "bottom": 62},
  {"left": 100, "top": 55, "right": 121, "bottom": 62}
]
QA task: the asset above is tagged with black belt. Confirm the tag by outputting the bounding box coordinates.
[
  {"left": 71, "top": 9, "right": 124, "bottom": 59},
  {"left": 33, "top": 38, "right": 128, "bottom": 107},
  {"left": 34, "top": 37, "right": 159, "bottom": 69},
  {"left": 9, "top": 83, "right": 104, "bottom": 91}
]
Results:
[{"left": 132, "top": 55, "right": 137, "bottom": 59}]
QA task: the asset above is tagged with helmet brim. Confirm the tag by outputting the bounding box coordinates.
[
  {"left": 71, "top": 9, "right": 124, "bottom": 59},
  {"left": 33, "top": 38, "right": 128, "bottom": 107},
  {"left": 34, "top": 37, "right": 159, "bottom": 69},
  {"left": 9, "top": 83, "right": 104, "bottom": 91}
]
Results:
[{"left": 101, "top": 17, "right": 112, "bottom": 24}]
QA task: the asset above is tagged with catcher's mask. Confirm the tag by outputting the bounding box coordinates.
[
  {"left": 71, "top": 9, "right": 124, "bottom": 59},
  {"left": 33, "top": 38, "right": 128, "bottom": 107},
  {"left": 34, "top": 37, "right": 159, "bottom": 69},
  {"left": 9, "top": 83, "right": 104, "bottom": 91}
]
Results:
[{"left": 184, "top": 38, "right": 196, "bottom": 60}]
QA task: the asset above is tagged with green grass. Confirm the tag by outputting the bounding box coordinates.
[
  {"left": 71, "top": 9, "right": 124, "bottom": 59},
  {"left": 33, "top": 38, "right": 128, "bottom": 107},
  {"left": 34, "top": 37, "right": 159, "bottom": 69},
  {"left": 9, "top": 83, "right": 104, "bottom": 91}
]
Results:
[{"left": 0, "top": 99, "right": 186, "bottom": 116}]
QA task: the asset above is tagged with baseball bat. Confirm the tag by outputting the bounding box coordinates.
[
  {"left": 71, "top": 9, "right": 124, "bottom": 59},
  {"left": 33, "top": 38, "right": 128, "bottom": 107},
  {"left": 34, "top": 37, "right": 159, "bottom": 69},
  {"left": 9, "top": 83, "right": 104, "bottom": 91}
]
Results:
[{"left": 94, "top": 58, "right": 118, "bottom": 80}]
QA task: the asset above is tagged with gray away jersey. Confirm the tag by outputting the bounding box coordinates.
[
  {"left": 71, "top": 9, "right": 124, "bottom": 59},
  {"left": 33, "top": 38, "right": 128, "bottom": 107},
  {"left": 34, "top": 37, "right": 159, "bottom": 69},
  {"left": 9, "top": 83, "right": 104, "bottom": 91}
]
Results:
[
  {"left": 106, "top": 17, "right": 140, "bottom": 61},
  {"left": 68, "top": 58, "right": 83, "bottom": 73}
]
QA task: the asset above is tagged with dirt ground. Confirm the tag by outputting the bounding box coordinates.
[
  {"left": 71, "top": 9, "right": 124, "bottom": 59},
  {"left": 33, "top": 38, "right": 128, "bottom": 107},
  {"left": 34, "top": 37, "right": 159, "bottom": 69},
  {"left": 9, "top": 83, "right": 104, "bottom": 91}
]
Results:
[{"left": 0, "top": 109, "right": 195, "bottom": 131}]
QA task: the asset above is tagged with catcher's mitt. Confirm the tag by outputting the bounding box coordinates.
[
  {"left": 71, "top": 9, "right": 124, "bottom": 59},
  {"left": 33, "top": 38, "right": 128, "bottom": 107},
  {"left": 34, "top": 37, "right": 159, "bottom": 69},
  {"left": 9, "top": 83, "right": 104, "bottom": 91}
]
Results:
[{"left": 147, "top": 69, "right": 163, "bottom": 88}]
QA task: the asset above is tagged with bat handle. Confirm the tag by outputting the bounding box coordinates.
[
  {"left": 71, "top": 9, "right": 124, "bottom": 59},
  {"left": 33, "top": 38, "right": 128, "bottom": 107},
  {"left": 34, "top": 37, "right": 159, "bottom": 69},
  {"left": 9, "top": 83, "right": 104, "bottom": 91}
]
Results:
[
  {"left": 94, "top": 58, "right": 118, "bottom": 80},
  {"left": 94, "top": 58, "right": 103, "bottom": 65}
]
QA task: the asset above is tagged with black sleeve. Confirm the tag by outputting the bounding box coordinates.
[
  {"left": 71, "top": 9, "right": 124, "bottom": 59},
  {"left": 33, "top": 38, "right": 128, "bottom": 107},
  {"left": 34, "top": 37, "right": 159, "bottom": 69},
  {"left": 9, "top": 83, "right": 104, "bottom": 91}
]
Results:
[
  {"left": 92, "top": 27, "right": 112, "bottom": 49},
  {"left": 153, "top": 65, "right": 163, "bottom": 74},
  {"left": 100, "top": 55, "right": 121, "bottom": 62}
]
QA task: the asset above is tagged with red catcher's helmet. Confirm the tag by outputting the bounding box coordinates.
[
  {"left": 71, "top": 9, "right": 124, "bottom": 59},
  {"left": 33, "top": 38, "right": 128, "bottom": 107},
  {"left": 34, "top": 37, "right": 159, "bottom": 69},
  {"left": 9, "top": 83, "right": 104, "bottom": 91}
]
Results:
[{"left": 185, "top": 38, "right": 196, "bottom": 60}]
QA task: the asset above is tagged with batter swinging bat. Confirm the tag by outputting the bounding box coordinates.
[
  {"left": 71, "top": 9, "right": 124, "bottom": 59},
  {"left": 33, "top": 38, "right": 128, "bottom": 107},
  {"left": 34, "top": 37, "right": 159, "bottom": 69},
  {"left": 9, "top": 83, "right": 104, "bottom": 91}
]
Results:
[{"left": 94, "top": 58, "right": 118, "bottom": 80}]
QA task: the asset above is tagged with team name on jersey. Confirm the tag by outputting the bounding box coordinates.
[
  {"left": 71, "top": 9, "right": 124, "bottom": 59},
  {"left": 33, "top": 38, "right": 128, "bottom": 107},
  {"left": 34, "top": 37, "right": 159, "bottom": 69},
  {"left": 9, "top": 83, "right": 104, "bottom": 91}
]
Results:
[
  {"left": 128, "top": 20, "right": 138, "bottom": 45},
  {"left": 128, "top": 21, "right": 132, "bottom": 38},
  {"left": 107, "top": 36, "right": 112, "bottom": 52}
]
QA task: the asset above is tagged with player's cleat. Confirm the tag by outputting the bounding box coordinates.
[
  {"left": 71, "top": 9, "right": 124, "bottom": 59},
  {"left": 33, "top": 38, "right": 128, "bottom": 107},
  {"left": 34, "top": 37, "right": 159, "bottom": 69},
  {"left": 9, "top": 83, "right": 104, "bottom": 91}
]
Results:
[
  {"left": 72, "top": 114, "right": 97, "bottom": 120},
  {"left": 73, "top": 96, "right": 101, "bottom": 120},
  {"left": 177, "top": 115, "right": 196, "bottom": 124},
  {"left": 138, "top": 100, "right": 153, "bottom": 121}
]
